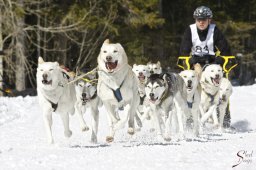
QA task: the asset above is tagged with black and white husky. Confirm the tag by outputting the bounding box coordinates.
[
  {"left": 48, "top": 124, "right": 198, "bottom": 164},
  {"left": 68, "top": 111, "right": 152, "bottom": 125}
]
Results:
[
  {"left": 144, "top": 73, "right": 188, "bottom": 141},
  {"left": 74, "top": 69, "right": 102, "bottom": 143}
]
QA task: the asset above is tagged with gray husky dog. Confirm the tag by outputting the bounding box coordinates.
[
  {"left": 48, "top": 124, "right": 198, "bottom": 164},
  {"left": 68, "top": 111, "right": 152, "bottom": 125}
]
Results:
[
  {"left": 144, "top": 73, "right": 188, "bottom": 141},
  {"left": 74, "top": 69, "right": 102, "bottom": 143}
]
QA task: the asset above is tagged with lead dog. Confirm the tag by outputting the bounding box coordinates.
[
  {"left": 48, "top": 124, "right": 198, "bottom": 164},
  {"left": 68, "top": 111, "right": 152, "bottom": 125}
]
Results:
[
  {"left": 36, "top": 57, "right": 76, "bottom": 144},
  {"left": 179, "top": 69, "right": 201, "bottom": 136},
  {"left": 144, "top": 73, "right": 188, "bottom": 141},
  {"left": 74, "top": 69, "right": 102, "bottom": 143},
  {"left": 97, "top": 39, "right": 140, "bottom": 142},
  {"left": 200, "top": 64, "right": 223, "bottom": 127}
]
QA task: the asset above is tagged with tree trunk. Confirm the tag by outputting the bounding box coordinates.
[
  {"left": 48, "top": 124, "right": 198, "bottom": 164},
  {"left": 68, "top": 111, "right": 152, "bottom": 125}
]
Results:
[
  {"left": 15, "top": 5, "right": 26, "bottom": 91},
  {"left": 0, "top": 16, "right": 3, "bottom": 96}
]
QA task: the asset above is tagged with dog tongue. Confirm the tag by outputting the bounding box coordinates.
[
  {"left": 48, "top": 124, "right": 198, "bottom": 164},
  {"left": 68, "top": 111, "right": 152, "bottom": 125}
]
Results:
[
  {"left": 106, "top": 62, "right": 117, "bottom": 70},
  {"left": 214, "top": 78, "right": 220, "bottom": 84}
]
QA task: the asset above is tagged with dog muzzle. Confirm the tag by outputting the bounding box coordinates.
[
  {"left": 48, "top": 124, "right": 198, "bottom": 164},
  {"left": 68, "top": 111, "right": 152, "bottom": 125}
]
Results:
[
  {"left": 42, "top": 79, "right": 52, "bottom": 85},
  {"left": 105, "top": 61, "right": 118, "bottom": 72},
  {"left": 211, "top": 76, "right": 221, "bottom": 86}
]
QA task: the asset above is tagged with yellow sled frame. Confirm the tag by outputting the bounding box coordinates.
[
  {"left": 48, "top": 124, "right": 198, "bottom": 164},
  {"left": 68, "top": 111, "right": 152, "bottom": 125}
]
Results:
[{"left": 177, "top": 55, "right": 237, "bottom": 77}]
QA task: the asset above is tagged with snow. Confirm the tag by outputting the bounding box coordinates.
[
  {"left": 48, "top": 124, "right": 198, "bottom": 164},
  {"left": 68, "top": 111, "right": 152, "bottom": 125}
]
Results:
[{"left": 0, "top": 85, "right": 256, "bottom": 170}]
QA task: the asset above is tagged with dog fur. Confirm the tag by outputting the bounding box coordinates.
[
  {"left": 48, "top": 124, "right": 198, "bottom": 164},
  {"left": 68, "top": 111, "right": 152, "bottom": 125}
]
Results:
[
  {"left": 36, "top": 57, "right": 76, "bottom": 144},
  {"left": 147, "top": 61, "right": 162, "bottom": 75},
  {"left": 74, "top": 69, "right": 102, "bottom": 143},
  {"left": 97, "top": 39, "right": 140, "bottom": 142},
  {"left": 144, "top": 73, "right": 188, "bottom": 141},
  {"left": 199, "top": 64, "right": 223, "bottom": 127},
  {"left": 179, "top": 69, "right": 201, "bottom": 136},
  {"left": 218, "top": 77, "right": 233, "bottom": 131}
]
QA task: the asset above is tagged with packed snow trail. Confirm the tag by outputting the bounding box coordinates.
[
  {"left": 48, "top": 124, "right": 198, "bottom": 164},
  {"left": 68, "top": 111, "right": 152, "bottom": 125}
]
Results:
[{"left": 0, "top": 86, "right": 256, "bottom": 170}]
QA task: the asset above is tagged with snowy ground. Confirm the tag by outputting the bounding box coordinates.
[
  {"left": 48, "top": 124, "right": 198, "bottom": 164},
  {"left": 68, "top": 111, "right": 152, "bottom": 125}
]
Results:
[{"left": 0, "top": 85, "right": 256, "bottom": 170}]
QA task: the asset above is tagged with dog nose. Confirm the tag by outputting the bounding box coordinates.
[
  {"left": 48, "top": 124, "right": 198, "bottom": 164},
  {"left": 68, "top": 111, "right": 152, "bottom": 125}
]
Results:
[
  {"left": 188, "top": 80, "right": 192, "bottom": 85},
  {"left": 149, "top": 93, "right": 154, "bottom": 97},
  {"left": 215, "top": 74, "right": 220, "bottom": 79},
  {"left": 42, "top": 73, "right": 48, "bottom": 79},
  {"left": 139, "top": 72, "right": 143, "bottom": 75},
  {"left": 82, "top": 93, "right": 86, "bottom": 98},
  {"left": 106, "top": 56, "right": 112, "bottom": 62},
  {"left": 150, "top": 70, "right": 154, "bottom": 74},
  {"left": 222, "top": 95, "right": 226, "bottom": 101}
]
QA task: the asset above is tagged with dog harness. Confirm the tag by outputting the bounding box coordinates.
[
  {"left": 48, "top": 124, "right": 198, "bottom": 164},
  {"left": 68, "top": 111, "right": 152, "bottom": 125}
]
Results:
[
  {"left": 190, "top": 23, "right": 215, "bottom": 56},
  {"left": 187, "top": 95, "right": 195, "bottom": 108},
  {"left": 140, "top": 94, "right": 146, "bottom": 105}
]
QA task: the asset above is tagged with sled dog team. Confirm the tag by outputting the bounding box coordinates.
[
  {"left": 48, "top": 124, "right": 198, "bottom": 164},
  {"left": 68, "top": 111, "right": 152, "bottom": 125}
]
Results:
[{"left": 37, "top": 39, "right": 233, "bottom": 144}]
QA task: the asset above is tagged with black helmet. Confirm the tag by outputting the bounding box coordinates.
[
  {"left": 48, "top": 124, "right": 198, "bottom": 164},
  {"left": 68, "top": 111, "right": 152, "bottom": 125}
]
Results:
[{"left": 193, "top": 6, "right": 213, "bottom": 19}]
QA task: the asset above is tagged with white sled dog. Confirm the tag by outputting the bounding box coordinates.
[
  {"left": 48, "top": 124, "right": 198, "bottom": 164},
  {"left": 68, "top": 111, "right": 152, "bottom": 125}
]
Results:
[
  {"left": 74, "top": 69, "right": 102, "bottom": 143},
  {"left": 218, "top": 77, "right": 233, "bottom": 131},
  {"left": 147, "top": 61, "right": 162, "bottom": 75},
  {"left": 132, "top": 64, "right": 150, "bottom": 126},
  {"left": 36, "top": 57, "right": 76, "bottom": 144},
  {"left": 200, "top": 64, "right": 223, "bottom": 127},
  {"left": 97, "top": 39, "right": 140, "bottom": 142},
  {"left": 179, "top": 69, "right": 201, "bottom": 136},
  {"left": 144, "top": 73, "right": 188, "bottom": 141}
]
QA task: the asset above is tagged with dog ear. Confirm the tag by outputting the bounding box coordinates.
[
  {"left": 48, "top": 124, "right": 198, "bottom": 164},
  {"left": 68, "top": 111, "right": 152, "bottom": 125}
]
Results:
[
  {"left": 54, "top": 62, "right": 59, "bottom": 67},
  {"left": 133, "top": 64, "right": 137, "bottom": 67},
  {"left": 202, "top": 64, "right": 210, "bottom": 72},
  {"left": 38, "top": 56, "right": 44, "bottom": 64},
  {"left": 157, "top": 61, "right": 161, "bottom": 67},
  {"left": 147, "top": 61, "right": 152, "bottom": 65},
  {"left": 104, "top": 39, "right": 110, "bottom": 44}
]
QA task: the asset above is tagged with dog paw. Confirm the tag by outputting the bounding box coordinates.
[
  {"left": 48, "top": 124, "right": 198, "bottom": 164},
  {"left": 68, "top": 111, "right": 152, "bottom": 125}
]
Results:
[
  {"left": 164, "top": 135, "right": 172, "bottom": 142},
  {"left": 48, "top": 138, "right": 54, "bottom": 144},
  {"left": 106, "top": 136, "right": 114, "bottom": 143},
  {"left": 64, "top": 130, "right": 72, "bottom": 138},
  {"left": 149, "top": 128, "right": 155, "bottom": 133},
  {"left": 127, "top": 128, "right": 135, "bottom": 135},
  {"left": 177, "top": 133, "right": 185, "bottom": 141},
  {"left": 90, "top": 137, "right": 98, "bottom": 144},
  {"left": 118, "top": 100, "right": 125, "bottom": 110},
  {"left": 81, "top": 126, "right": 89, "bottom": 132},
  {"left": 157, "top": 134, "right": 165, "bottom": 142}
]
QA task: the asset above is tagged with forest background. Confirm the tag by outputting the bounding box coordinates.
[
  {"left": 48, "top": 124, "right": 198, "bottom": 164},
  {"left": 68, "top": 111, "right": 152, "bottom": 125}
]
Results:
[{"left": 0, "top": 0, "right": 256, "bottom": 95}]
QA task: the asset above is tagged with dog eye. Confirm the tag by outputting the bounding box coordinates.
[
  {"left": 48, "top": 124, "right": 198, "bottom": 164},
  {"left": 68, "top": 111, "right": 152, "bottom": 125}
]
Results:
[
  {"left": 113, "top": 50, "right": 117, "bottom": 53},
  {"left": 184, "top": 76, "right": 187, "bottom": 78},
  {"left": 49, "top": 69, "right": 53, "bottom": 71},
  {"left": 103, "top": 50, "right": 107, "bottom": 53},
  {"left": 40, "top": 69, "right": 43, "bottom": 71},
  {"left": 79, "top": 84, "right": 83, "bottom": 87},
  {"left": 155, "top": 85, "right": 159, "bottom": 89},
  {"left": 192, "top": 76, "right": 195, "bottom": 78}
]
